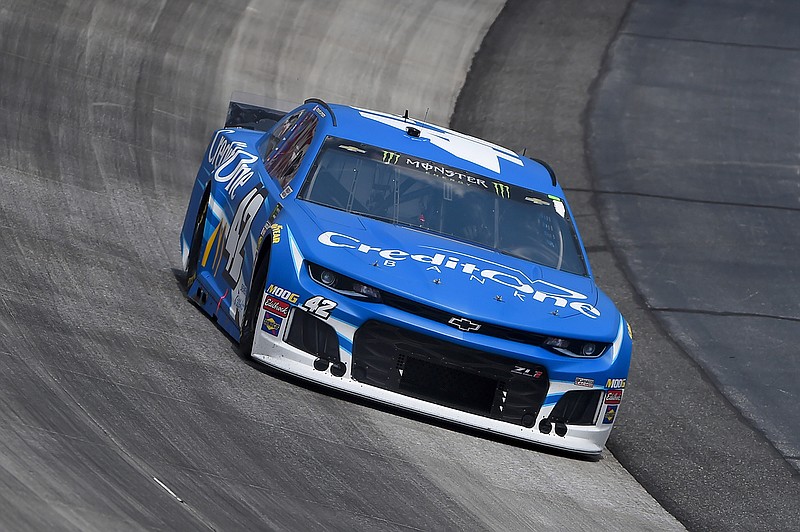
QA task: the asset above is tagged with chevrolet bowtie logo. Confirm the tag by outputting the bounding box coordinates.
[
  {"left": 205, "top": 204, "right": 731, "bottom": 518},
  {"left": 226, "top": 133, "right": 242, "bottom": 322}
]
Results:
[{"left": 447, "top": 317, "right": 481, "bottom": 332}]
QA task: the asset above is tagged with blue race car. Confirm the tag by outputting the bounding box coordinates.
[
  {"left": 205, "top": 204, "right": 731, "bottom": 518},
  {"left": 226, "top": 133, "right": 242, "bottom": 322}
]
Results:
[{"left": 180, "top": 95, "right": 632, "bottom": 455}]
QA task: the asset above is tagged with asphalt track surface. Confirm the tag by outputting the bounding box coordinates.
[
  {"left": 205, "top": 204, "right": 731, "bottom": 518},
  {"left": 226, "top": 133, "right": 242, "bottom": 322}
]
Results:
[
  {"left": 590, "top": 0, "right": 800, "bottom": 472},
  {"left": 0, "top": 1, "right": 680, "bottom": 531},
  {"left": 0, "top": 1, "right": 794, "bottom": 531},
  {"left": 453, "top": 0, "right": 800, "bottom": 530}
]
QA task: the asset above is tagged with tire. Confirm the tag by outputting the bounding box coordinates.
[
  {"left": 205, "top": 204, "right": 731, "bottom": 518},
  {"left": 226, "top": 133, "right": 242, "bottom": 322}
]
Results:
[
  {"left": 184, "top": 192, "right": 209, "bottom": 291},
  {"left": 239, "top": 255, "right": 269, "bottom": 357}
]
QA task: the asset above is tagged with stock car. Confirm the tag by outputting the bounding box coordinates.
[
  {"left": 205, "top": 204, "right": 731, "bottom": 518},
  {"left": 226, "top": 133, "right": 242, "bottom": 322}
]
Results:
[{"left": 180, "top": 95, "right": 632, "bottom": 455}]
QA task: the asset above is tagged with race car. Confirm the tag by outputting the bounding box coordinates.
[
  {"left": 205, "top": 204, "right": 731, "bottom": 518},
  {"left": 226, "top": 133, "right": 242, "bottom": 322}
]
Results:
[{"left": 180, "top": 94, "right": 632, "bottom": 455}]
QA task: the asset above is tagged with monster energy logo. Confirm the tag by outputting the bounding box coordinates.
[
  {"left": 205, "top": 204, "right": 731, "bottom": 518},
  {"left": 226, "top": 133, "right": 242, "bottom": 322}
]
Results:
[
  {"left": 382, "top": 151, "right": 400, "bottom": 164},
  {"left": 493, "top": 182, "right": 510, "bottom": 198}
]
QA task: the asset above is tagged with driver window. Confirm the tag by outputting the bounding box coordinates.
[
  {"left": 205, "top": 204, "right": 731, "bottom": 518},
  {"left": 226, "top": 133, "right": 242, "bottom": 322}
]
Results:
[{"left": 264, "top": 110, "right": 319, "bottom": 189}]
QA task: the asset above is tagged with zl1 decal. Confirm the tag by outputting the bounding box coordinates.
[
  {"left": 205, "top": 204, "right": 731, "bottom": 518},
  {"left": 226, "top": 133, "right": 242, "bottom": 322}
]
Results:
[{"left": 511, "top": 367, "right": 543, "bottom": 379}]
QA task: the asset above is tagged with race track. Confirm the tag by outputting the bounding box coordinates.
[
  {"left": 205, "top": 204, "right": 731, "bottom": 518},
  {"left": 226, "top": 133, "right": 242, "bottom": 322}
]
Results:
[
  {"left": 454, "top": 1, "right": 800, "bottom": 530},
  {"left": 0, "top": 1, "right": 679, "bottom": 530},
  {"left": 1, "top": 0, "right": 798, "bottom": 530}
]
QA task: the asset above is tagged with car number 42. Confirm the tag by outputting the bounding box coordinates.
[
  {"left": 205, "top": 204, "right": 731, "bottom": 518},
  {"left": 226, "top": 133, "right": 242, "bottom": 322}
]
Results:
[{"left": 302, "top": 296, "right": 337, "bottom": 319}]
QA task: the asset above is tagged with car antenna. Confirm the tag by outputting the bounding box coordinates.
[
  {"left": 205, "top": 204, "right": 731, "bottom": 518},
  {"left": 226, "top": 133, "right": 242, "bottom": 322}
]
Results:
[
  {"left": 424, "top": 108, "right": 429, "bottom": 121},
  {"left": 521, "top": 147, "right": 527, "bottom": 156},
  {"left": 403, "top": 109, "right": 409, "bottom": 121}
]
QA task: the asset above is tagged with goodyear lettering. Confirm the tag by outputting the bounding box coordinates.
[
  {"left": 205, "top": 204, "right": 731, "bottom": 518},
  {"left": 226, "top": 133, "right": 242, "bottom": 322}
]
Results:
[{"left": 271, "top": 223, "right": 283, "bottom": 244}]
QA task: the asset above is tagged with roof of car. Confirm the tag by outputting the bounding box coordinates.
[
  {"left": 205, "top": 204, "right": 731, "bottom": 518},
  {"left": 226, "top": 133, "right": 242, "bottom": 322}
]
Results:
[{"left": 308, "top": 102, "right": 561, "bottom": 194}]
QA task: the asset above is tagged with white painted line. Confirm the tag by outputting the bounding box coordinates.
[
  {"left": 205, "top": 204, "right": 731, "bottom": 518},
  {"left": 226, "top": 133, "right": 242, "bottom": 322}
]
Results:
[{"left": 153, "top": 476, "right": 184, "bottom": 503}]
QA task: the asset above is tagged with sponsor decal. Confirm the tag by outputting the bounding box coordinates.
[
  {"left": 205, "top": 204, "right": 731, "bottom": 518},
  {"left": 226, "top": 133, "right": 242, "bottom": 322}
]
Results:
[
  {"left": 525, "top": 197, "right": 550, "bottom": 206},
  {"left": 271, "top": 223, "right": 283, "bottom": 244},
  {"left": 267, "top": 284, "right": 299, "bottom": 304},
  {"left": 209, "top": 130, "right": 258, "bottom": 199},
  {"left": 511, "top": 367, "right": 543, "bottom": 379},
  {"left": 267, "top": 203, "right": 283, "bottom": 225},
  {"left": 382, "top": 150, "right": 400, "bottom": 164},
  {"left": 447, "top": 316, "right": 481, "bottom": 332},
  {"left": 574, "top": 377, "right": 594, "bottom": 388},
  {"left": 606, "top": 378, "right": 626, "bottom": 389},
  {"left": 313, "top": 105, "right": 326, "bottom": 118},
  {"left": 603, "top": 405, "right": 617, "bottom": 424},
  {"left": 605, "top": 389, "right": 623, "bottom": 405},
  {"left": 231, "top": 280, "right": 248, "bottom": 318},
  {"left": 404, "top": 157, "right": 488, "bottom": 189},
  {"left": 301, "top": 296, "right": 337, "bottom": 319},
  {"left": 257, "top": 223, "right": 268, "bottom": 250},
  {"left": 261, "top": 314, "right": 283, "bottom": 336},
  {"left": 317, "top": 231, "right": 601, "bottom": 318},
  {"left": 339, "top": 145, "right": 366, "bottom": 154},
  {"left": 493, "top": 182, "right": 510, "bottom": 198},
  {"left": 280, "top": 185, "right": 292, "bottom": 199},
  {"left": 263, "top": 296, "right": 290, "bottom": 318}
]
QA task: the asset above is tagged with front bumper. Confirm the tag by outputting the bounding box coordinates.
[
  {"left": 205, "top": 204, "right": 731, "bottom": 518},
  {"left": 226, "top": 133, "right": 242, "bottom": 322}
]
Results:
[{"left": 252, "top": 297, "right": 630, "bottom": 456}]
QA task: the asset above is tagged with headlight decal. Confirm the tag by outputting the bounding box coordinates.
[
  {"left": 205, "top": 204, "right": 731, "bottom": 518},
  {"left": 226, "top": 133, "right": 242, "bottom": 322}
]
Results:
[
  {"left": 611, "top": 317, "right": 625, "bottom": 363},
  {"left": 287, "top": 226, "right": 304, "bottom": 274}
]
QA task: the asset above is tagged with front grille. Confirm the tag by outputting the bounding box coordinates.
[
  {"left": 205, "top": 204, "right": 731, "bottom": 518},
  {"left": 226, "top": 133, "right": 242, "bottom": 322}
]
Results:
[
  {"left": 379, "top": 290, "right": 610, "bottom": 357},
  {"left": 352, "top": 321, "right": 548, "bottom": 426},
  {"left": 380, "top": 290, "right": 549, "bottom": 346}
]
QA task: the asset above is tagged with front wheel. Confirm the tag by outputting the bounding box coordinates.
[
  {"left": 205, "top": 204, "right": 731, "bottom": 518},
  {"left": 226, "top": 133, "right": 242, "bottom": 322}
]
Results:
[{"left": 239, "top": 258, "right": 269, "bottom": 357}]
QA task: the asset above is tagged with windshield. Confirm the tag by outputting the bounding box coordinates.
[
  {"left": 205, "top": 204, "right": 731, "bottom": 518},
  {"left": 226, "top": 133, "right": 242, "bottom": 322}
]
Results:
[{"left": 299, "top": 136, "right": 588, "bottom": 275}]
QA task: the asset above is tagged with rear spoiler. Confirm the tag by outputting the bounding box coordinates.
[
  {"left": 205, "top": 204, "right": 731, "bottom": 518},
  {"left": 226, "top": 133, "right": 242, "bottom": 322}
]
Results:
[{"left": 224, "top": 92, "right": 299, "bottom": 132}]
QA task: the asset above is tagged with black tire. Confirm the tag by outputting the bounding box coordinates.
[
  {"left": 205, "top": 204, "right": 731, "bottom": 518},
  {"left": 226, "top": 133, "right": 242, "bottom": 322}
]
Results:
[
  {"left": 184, "top": 192, "right": 209, "bottom": 291},
  {"left": 239, "top": 256, "right": 269, "bottom": 357}
]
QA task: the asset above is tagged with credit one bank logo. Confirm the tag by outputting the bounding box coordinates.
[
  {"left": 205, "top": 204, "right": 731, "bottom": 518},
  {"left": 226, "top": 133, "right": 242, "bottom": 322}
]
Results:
[{"left": 317, "top": 231, "right": 600, "bottom": 318}]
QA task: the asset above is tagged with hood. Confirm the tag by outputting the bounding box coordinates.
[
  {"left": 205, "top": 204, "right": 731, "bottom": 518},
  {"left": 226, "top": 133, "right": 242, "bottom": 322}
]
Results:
[{"left": 293, "top": 202, "right": 620, "bottom": 341}]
